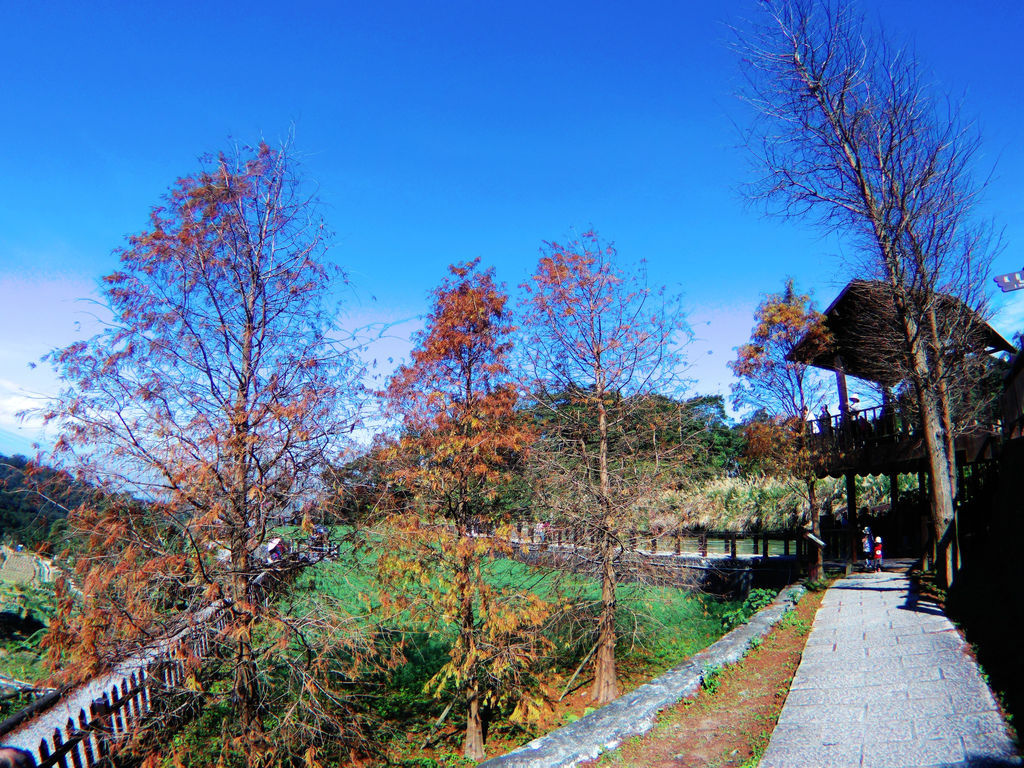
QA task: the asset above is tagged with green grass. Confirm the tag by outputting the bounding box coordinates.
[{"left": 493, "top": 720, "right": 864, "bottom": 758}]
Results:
[
  {"left": 3, "top": 528, "right": 749, "bottom": 763},
  {"left": 293, "top": 536, "right": 745, "bottom": 680}
]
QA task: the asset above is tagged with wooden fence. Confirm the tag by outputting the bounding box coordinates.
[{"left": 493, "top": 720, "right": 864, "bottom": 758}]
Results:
[
  {"left": 0, "top": 531, "right": 345, "bottom": 766},
  {"left": 0, "top": 602, "right": 230, "bottom": 767},
  {"left": 505, "top": 521, "right": 806, "bottom": 560}
]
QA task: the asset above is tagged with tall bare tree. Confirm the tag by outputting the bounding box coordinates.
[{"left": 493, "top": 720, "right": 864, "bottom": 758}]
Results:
[
  {"left": 730, "top": 279, "right": 831, "bottom": 578},
  {"left": 520, "top": 231, "right": 686, "bottom": 705},
  {"left": 42, "top": 141, "right": 371, "bottom": 763},
  {"left": 381, "top": 260, "right": 544, "bottom": 762},
  {"left": 737, "top": 0, "right": 998, "bottom": 586}
]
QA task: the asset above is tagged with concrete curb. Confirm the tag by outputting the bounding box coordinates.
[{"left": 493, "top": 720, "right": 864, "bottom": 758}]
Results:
[{"left": 478, "top": 584, "right": 806, "bottom": 768}]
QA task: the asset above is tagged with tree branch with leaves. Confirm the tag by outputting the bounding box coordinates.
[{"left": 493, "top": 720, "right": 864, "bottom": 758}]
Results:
[
  {"left": 381, "top": 260, "right": 547, "bottom": 761},
  {"left": 520, "top": 231, "right": 687, "bottom": 705}
]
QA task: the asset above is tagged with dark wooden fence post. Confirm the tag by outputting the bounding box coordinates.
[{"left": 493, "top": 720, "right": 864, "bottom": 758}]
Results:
[
  {"left": 51, "top": 724, "right": 68, "bottom": 768},
  {"left": 89, "top": 697, "right": 111, "bottom": 761},
  {"left": 78, "top": 709, "right": 96, "bottom": 767},
  {"left": 66, "top": 717, "right": 84, "bottom": 768}
]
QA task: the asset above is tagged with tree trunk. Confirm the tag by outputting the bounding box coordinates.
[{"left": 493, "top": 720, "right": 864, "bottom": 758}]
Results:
[
  {"left": 806, "top": 478, "right": 821, "bottom": 580},
  {"left": 889, "top": 282, "right": 958, "bottom": 588},
  {"left": 591, "top": 394, "right": 620, "bottom": 705},
  {"left": 926, "top": 305, "right": 963, "bottom": 575},
  {"left": 463, "top": 674, "right": 485, "bottom": 761},
  {"left": 591, "top": 526, "right": 620, "bottom": 704},
  {"left": 459, "top": 542, "right": 486, "bottom": 762},
  {"left": 230, "top": 552, "right": 263, "bottom": 747},
  {"left": 913, "top": 377, "right": 957, "bottom": 589}
]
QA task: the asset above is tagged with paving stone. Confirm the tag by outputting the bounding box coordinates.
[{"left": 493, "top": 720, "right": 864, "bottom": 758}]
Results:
[
  {"left": 787, "top": 702, "right": 867, "bottom": 724},
  {"left": 907, "top": 679, "right": 958, "bottom": 699},
  {"left": 760, "top": 742, "right": 863, "bottom": 768},
  {"left": 861, "top": 736, "right": 964, "bottom": 768},
  {"left": 768, "top": 721, "right": 825, "bottom": 743},
  {"left": 850, "top": 683, "right": 911, "bottom": 704},
  {"left": 758, "top": 572, "right": 1019, "bottom": 768},
  {"left": 950, "top": 688, "right": 1001, "bottom": 714},
  {"left": 784, "top": 687, "right": 848, "bottom": 706}
]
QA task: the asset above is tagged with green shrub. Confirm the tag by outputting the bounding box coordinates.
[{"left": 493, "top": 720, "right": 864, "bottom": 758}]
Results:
[
  {"left": 721, "top": 587, "right": 776, "bottom": 630},
  {"left": 802, "top": 577, "right": 830, "bottom": 592},
  {"left": 702, "top": 665, "right": 722, "bottom": 694}
]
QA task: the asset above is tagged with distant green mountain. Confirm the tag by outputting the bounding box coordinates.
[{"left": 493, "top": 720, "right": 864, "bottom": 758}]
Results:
[{"left": 0, "top": 454, "right": 90, "bottom": 547}]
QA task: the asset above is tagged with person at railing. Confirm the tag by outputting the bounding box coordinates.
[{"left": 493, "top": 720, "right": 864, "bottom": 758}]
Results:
[
  {"left": 857, "top": 411, "right": 871, "bottom": 441},
  {"left": 0, "top": 746, "right": 35, "bottom": 768},
  {"left": 818, "top": 405, "right": 832, "bottom": 438}
]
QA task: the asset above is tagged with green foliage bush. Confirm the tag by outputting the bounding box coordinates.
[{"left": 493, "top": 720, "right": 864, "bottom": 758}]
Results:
[
  {"left": 802, "top": 576, "right": 830, "bottom": 592},
  {"left": 0, "top": 582, "right": 54, "bottom": 687},
  {"left": 721, "top": 587, "right": 776, "bottom": 630},
  {"left": 701, "top": 664, "right": 722, "bottom": 694}
]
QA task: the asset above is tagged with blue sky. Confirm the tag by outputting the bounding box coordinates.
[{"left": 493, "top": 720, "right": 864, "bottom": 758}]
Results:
[{"left": 1, "top": 0, "right": 1022, "bottom": 456}]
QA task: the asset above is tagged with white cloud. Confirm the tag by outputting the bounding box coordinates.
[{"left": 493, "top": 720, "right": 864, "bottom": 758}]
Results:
[
  {"left": 684, "top": 299, "right": 758, "bottom": 412},
  {"left": 992, "top": 293, "right": 1024, "bottom": 346},
  {"left": 0, "top": 274, "right": 106, "bottom": 452}
]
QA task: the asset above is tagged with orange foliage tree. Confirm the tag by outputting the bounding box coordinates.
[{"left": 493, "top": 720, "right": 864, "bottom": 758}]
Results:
[
  {"left": 730, "top": 279, "right": 831, "bottom": 578},
  {"left": 381, "top": 260, "right": 547, "bottom": 762},
  {"left": 520, "top": 231, "right": 686, "bottom": 706},
  {"left": 41, "top": 142, "right": 371, "bottom": 764}
]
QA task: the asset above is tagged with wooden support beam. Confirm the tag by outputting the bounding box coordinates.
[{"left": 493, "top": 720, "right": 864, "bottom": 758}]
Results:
[
  {"left": 846, "top": 471, "right": 858, "bottom": 575},
  {"left": 918, "top": 470, "right": 932, "bottom": 570}
]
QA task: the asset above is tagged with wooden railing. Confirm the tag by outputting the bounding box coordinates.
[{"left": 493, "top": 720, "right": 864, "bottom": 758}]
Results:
[
  {"left": 807, "top": 405, "right": 1002, "bottom": 458},
  {"left": 503, "top": 522, "right": 803, "bottom": 560},
  {"left": 806, "top": 405, "right": 914, "bottom": 453},
  {"left": 0, "top": 600, "right": 230, "bottom": 767},
  {"left": 0, "top": 537, "right": 339, "bottom": 766}
]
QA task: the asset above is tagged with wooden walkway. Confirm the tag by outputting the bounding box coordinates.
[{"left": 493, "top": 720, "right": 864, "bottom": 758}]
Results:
[{"left": 759, "top": 571, "right": 1020, "bottom": 768}]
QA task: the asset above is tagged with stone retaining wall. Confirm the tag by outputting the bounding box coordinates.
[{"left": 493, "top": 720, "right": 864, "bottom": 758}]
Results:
[{"left": 479, "top": 584, "right": 805, "bottom": 768}]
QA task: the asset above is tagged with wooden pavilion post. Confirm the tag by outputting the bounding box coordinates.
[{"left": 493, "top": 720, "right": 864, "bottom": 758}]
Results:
[
  {"left": 889, "top": 473, "right": 900, "bottom": 555},
  {"left": 845, "top": 472, "right": 858, "bottom": 574},
  {"left": 918, "top": 470, "right": 932, "bottom": 569},
  {"left": 835, "top": 356, "right": 858, "bottom": 574}
]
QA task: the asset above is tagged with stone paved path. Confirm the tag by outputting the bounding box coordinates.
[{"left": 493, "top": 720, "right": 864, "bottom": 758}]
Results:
[{"left": 759, "top": 571, "right": 1020, "bottom": 768}]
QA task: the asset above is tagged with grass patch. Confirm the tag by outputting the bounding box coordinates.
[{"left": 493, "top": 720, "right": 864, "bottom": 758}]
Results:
[{"left": 585, "top": 587, "right": 826, "bottom": 768}]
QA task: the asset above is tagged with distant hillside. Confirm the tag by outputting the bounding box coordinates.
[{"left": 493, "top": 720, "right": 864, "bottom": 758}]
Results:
[{"left": 0, "top": 454, "right": 92, "bottom": 547}]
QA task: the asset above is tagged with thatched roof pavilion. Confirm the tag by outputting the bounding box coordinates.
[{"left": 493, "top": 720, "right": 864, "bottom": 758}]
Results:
[{"left": 788, "top": 279, "right": 1013, "bottom": 387}]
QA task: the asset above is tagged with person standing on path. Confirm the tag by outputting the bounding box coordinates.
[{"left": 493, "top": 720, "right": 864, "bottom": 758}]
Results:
[
  {"left": 873, "top": 535, "right": 883, "bottom": 571},
  {"left": 862, "top": 527, "right": 872, "bottom": 569}
]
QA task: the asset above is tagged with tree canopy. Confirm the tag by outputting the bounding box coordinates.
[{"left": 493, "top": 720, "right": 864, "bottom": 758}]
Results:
[{"left": 41, "top": 141, "right": 369, "bottom": 764}]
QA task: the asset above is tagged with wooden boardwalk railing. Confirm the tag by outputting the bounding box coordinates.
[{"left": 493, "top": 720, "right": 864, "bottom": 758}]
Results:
[
  {"left": 501, "top": 523, "right": 805, "bottom": 560},
  {"left": 0, "top": 599, "right": 230, "bottom": 767},
  {"left": 0, "top": 538, "right": 338, "bottom": 766}
]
